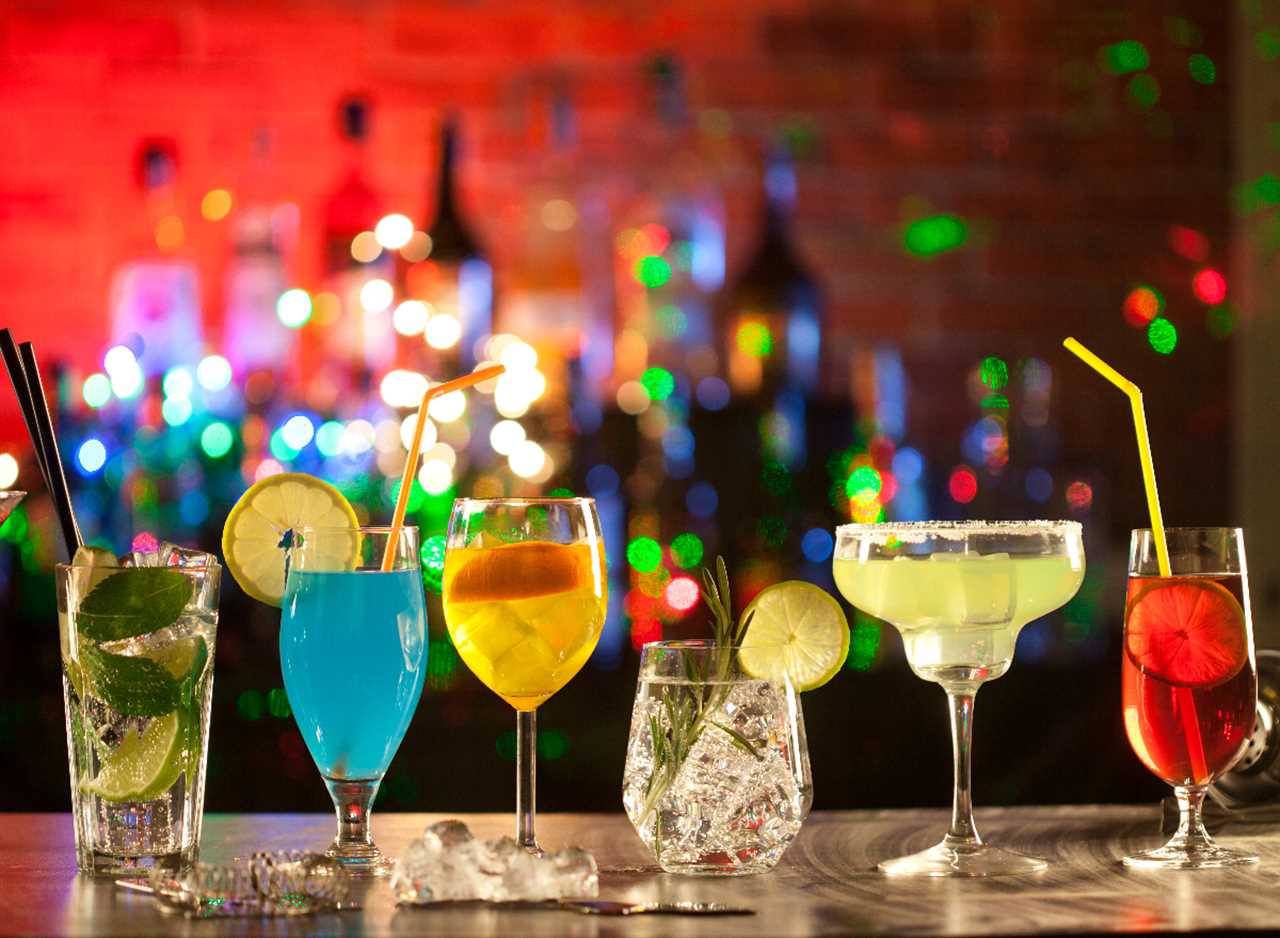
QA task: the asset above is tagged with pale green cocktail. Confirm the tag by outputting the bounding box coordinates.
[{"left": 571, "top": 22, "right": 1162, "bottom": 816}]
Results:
[{"left": 833, "top": 553, "right": 1083, "bottom": 685}]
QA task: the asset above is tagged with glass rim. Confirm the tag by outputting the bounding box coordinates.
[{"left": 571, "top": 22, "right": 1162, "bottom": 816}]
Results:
[
  {"left": 452, "top": 496, "right": 595, "bottom": 508},
  {"left": 293, "top": 524, "right": 418, "bottom": 535},
  {"left": 0, "top": 490, "right": 26, "bottom": 497},
  {"left": 641, "top": 638, "right": 845, "bottom": 652},
  {"left": 1130, "top": 526, "right": 1242, "bottom": 536},
  {"left": 55, "top": 558, "right": 221, "bottom": 574},
  {"left": 836, "top": 519, "right": 1081, "bottom": 537}
]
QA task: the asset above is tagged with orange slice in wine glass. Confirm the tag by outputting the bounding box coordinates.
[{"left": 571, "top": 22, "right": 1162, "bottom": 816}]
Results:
[
  {"left": 1125, "top": 577, "right": 1247, "bottom": 687},
  {"left": 445, "top": 541, "right": 588, "bottom": 602}
]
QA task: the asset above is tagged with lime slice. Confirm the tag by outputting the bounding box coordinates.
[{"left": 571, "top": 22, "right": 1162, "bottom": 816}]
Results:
[
  {"left": 739, "top": 581, "right": 850, "bottom": 691},
  {"left": 81, "top": 710, "right": 186, "bottom": 803},
  {"left": 221, "top": 473, "right": 360, "bottom": 606}
]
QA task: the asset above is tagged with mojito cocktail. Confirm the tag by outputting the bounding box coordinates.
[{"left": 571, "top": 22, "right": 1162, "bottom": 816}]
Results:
[{"left": 58, "top": 548, "right": 220, "bottom": 875}]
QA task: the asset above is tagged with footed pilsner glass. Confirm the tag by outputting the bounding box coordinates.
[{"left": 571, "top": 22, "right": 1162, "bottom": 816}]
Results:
[{"left": 623, "top": 640, "right": 812, "bottom": 875}]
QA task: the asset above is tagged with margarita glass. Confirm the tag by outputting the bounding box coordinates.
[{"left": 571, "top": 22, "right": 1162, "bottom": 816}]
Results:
[{"left": 833, "top": 520, "right": 1084, "bottom": 877}]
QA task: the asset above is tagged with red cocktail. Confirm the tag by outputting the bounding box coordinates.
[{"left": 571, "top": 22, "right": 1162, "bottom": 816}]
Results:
[{"left": 1122, "top": 574, "right": 1255, "bottom": 786}]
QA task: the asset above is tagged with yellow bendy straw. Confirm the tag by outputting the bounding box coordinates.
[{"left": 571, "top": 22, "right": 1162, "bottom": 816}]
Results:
[
  {"left": 1062, "top": 337, "right": 1207, "bottom": 782},
  {"left": 1061, "top": 337, "right": 1170, "bottom": 578},
  {"left": 381, "top": 364, "right": 505, "bottom": 572}
]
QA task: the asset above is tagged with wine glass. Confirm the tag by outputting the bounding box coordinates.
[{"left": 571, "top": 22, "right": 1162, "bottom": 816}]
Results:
[
  {"left": 443, "top": 498, "right": 607, "bottom": 853},
  {"left": 1121, "top": 527, "right": 1258, "bottom": 869},
  {"left": 833, "top": 521, "right": 1084, "bottom": 876},
  {"left": 280, "top": 525, "right": 428, "bottom": 875}
]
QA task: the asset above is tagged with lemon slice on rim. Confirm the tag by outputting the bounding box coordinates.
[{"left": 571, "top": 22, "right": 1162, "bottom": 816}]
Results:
[
  {"left": 739, "top": 581, "right": 850, "bottom": 691},
  {"left": 221, "top": 473, "right": 360, "bottom": 606}
]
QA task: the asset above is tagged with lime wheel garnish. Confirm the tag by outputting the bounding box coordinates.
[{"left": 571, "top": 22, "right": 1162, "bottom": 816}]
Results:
[{"left": 1125, "top": 577, "right": 1247, "bottom": 687}]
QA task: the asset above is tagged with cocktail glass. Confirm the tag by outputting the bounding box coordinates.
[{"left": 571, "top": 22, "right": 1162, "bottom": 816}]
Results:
[
  {"left": 443, "top": 497, "right": 607, "bottom": 853},
  {"left": 833, "top": 520, "right": 1084, "bottom": 877},
  {"left": 622, "top": 640, "right": 812, "bottom": 875},
  {"left": 280, "top": 525, "right": 428, "bottom": 875},
  {"left": 1121, "top": 527, "right": 1258, "bottom": 869},
  {"left": 58, "top": 549, "right": 220, "bottom": 875}
]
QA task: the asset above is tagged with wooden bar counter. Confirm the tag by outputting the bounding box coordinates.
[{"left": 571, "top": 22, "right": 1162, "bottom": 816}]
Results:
[{"left": 2, "top": 806, "right": 1278, "bottom": 936}]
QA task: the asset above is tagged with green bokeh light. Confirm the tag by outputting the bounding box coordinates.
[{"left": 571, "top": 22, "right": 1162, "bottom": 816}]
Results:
[
  {"left": 1147, "top": 317, "right": 1178, "bottom": 354},
  {"left": 1207, "top": 304, "right": 1235, "bottom": 339},
  {"left": 634, "top": 255, "right": 672, "bottom": 288},
  {"left": 267, "top": 688, "right": 291, "bottom": 719},
  {"left": 419, "top": 534, "right": 446, "bottom": 594},
  {"left": 200, "top": 422, "right": 234, "bottom": 459},
  {"left": 903, "top": 214, "right": 968, "bottom": 257},
  {"left": 1127, "top": 73, "right": 1161, "bottom": 109},
  {"left": 846, "top": 465, "right": 882, "bottom": 500},
  {"left": 1257, "top": 28, "right": 1280, "bottom": 62},
  {"left": 640, "top": 366, "right": 676, "bottom": 401},
  {"left": 980, "top": 355, "right": 1009, "bottom": 391},
  {"left": 237, "top": 690, "right": 264, "bottom": 721},
  {"left": 1188, "top": 53, "right": 1216, "bottom": 84},
  {"left": 846, "top": 614, "right": 882, "bottom": 671},
  {"left": 627, "top": 536, "right": 663, "bottom": 573},
  {"left": 1100, "top": 39, "right": 1150, "bottom": 74},
  {"left": 670, "top": 532, "right": 704, "bottom": 569},
  {"left": 538, "top": 729, "right": 570, "bottom": 760}
]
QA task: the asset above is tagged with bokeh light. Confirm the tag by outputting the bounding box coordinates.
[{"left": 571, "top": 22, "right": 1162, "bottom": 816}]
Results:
[
  {"left": 634, "top": 255, "right": 672, "bottom": 288},
  {"left": 200, "top": 188, "right": 233, "bottom": 221},
  {"left": 641, "top": 366, "right": 676, "bottom": 401},
  {"left": 489, "top": 420, "right": 526, "bottom": 455},
  {"left": 77, "top": 438, "right": 107, "bottom": 474},
  {"left": 281, "top": 415, "right": 315, "bottom": 450},
  {"left": 695, "top": 376, "right": 730, "bottom": 411},
  {"left": 161, "top": 396, "right": 192, "bottom": 426},
  {"left": 427, "top": 389, "right": 466, "bottom": 423},
  {"left": 948, "top": 465, "right": 978, "bottom": 503},
  {"left": 276, "top": 289, "right": 312, "bottom": 329},
  {"left": 508, "top": 439, "right": 546, "bottom": 478},
  {"left": 801, "top": 527, "right": 834, "bottom": 563},
  {"left": 425, "top": 313, "right": 462, "bottom": 349},
  {"left": 665, "top": 576, "right": 700, "bottom": 612},
  {"left": 374, "top": 213, "right": 414, "bottom": 250},
  {"left": 1122, "top": 285, "right": 1163, "bottom": 327},
  {"left": 197, "top": 355, "right": 233, "bottom": 392},
  {"left": 735, "top": 321, "right": 773, "bottom": 357},
  {"left": 1100, "top": 39, "right": 1149, "bottom": 74},
  {"left": 979, "top": 356, "right": 1008, "bottom": 391},
  {"left": 350, "top": 231, "right": 382, "bottom": 263},
  {"left": 1192, "top": 268, "right": 1227, "bottom": 304},
  {"left": 1188, "top": 53, "right": 1216, "bottom": 84},
  {"left": 392, "top": 300, "right": 430, "bottom": 336},
  {"left": 359, "top": 278, "right": 394, "bottom": 313},
  {"left": 670, "top": 532, "right": 704, "bottom": 569},
  {"left": 82, "top": 373, "right": 111, "bottom": 408},
  {"left": 903, "top": 214, "right": 967, "bottom": 256},
  {"left": 201, "top": 422, "right": 234, "bottom": 459},
  {"left": 627, "top": 537, "right": 663, "bottom": 573},
  {"left": 1066, "top": 480, "right": 1094, "bottom": 511},
  {"left": 1147, "top": 317, "right": 1178, "bottom": 355}
]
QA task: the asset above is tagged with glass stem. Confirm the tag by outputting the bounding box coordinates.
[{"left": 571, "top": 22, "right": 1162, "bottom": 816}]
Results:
[
  {"left": 945, "top": 690, "right": 982, "bottom": 846},
  {"left": 324, "top": 777, "right": 381, "bottom": 861},
  {"left": 1172, "top": 784, "right": 1212, "bottom": 849},
  {"left": 516, "top": 709, "right": 539, "bottom": 853}
]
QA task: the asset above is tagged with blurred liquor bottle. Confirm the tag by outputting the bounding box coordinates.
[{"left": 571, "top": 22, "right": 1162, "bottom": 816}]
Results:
[
  {"left": 108, "top": 138, "right": 204, "bottom": 377},
  {"left": 406, "top": 115, "right": 492, "bottom": 372},
  {"left": 316, "top": 96, "right": 394, "bottom": 381},
  {"left": 223, "top": 128, "right": 298, "bottom": 376}
]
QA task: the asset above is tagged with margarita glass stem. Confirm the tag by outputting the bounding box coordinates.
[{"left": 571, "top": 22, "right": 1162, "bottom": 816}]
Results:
[
  {"left": 517, "top": 709, "right": 540, "bottom": 853},
  {"left": 945, "top": 690, "right": 982, "bottom": 847}
]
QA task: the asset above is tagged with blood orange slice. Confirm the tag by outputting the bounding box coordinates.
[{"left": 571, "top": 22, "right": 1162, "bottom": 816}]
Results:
[{"left": 1125, "top": 577, "right": 1247, "bottom": 687}]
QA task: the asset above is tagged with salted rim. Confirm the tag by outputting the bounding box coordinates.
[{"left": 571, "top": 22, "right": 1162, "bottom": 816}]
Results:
[{"left": 834, "top": 519, "right": 1082, "bottom": 546}]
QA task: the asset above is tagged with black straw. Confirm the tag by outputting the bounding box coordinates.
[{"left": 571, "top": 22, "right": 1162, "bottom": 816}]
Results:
[
  {"left": 17, "top": 342, "right": 82, "bottom": 559},
  {"left": 0, "top": 329, "right": 53, "bottom": 495}
]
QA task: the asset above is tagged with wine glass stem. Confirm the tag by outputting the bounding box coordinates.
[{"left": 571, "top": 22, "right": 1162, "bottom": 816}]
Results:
[
  {"left": 945, "top": 689, "right": 982, "bottom": 845},
  {"left": 1173, "top": 784, "right": 1211, "bottom": 848},
  {"left": 517, "top": 709, "right": 538, "bottom": 851},
  {"left": 325, "top": 777, "right": 378, "bottom": 856}
]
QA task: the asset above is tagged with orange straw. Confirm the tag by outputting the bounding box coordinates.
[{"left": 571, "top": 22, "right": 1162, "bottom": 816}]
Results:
[
  {"left": 381, "top": 364, "right": 505, "bottom": 571},
  {"left": 1063, "top": 337, "right": 1208, "bottom": 782}
]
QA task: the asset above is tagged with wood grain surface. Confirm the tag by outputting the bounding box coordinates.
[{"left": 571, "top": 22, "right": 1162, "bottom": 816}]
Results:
[{"left": 3, "top": 807, "right": 1280, "bottom": 937}]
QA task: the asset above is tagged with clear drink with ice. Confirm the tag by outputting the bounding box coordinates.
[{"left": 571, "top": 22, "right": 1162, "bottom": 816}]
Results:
[
  {"left": 57, "top": 546, "right": 220, "bottom": 875},
  {"left": 622, "top": 641, "right": 811, "bottom": 875}
]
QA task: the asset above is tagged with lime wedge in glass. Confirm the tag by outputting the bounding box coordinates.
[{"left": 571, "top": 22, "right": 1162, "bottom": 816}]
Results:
[
  {"left": 81, "top": 710, "right": 186, "bottom": 803},
  {"left": 739, "top": 581, "right": 850, "bottom": 691}
]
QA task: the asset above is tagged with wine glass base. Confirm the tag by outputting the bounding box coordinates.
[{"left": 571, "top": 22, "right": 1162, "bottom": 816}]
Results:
[
  {"left": 879, "top": 840, "right": 1048, "bottom": 878},
  {"left": 326, "top": 843, "right": 393, "bottom": 877},
  {"left": 1122, "top": 842, "right": 1258, "bottom": 870}
]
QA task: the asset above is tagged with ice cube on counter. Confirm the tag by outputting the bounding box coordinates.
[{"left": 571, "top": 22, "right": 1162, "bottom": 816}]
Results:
[{"left": 391, "top": 820, "right": 599, "bottom": 904}]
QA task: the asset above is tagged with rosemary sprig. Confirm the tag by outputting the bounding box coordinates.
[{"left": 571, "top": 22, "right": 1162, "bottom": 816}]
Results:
[{"left": 637, "top": 557, "right": 762, "bottom": 827}]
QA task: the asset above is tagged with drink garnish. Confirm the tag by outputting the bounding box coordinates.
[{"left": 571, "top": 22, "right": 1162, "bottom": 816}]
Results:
[
  {"left": 75, "top": 568, "right": 193, "bottom": 642},
  {"left": 445, "top": 542, "right": 585, "bottom": 602},
  {"left": 81, "top": 710, "right": 187, "bottom": 803},
  {"left": 80, "top": 645, "right": 183, "bottom": 717},
  {"left": 738, "top": 581, "right": 850, "bottom": 691},
  {"left": 1125, "top": 578, "right": 1247, "bottom": 687},
  {"left": 221, "top": 472, "right": 360, "bottom": 606}
]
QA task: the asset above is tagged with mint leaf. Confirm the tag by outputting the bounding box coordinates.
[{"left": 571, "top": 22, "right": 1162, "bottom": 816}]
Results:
[
  {"left": 80, "top": 645, "right": 180, "bottom": 717},
  {"left": 76, "top": 569, "right": 192, "bottom": 642}
]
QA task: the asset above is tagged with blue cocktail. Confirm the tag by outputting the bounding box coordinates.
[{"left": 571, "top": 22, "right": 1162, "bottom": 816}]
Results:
[{"left": 280, "top": 525, "right": 427, "bottom": 874}]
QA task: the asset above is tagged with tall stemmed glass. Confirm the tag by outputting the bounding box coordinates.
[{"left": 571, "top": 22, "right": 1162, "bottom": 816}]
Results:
[
  {"left": 1122, "top": 527, "right": 1258, "bottom": 869},
  {"left": 443, "top": 498, "right": 607, "bottom": 853},
  {"left": 280, "top": 525, "right": 428, "bottom": 875},
  {"left": 833, "top": 521, "right": 1084, "bottom": 877}
]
